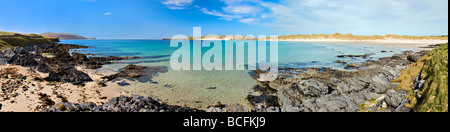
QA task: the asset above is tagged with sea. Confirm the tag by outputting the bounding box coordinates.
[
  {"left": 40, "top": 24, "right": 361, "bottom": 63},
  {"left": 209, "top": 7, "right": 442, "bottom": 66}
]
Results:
[{"left": 60, "top": 39, "right": 417, "bottom": 109}]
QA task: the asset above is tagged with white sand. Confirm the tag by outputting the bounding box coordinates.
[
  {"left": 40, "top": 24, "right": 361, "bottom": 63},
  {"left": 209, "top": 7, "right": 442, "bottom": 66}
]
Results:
[
  {"left": 0, "top": 65, "right": 124, "bottom": 112},
  {"left": 278, "top": 39, "right": 448, "bottom": 48}
]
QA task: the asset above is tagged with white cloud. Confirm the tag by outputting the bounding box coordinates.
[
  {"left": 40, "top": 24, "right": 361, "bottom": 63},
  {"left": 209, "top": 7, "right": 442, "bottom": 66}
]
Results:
[
  {"left": 199, "top": 0, "right": 264, "bottom": 22},
  {"left": 223, "top": 5, "right": 262, "bottom": 14},
  {"left": 162, "top": 0, "right": 194, "bottom": 9},
  {"left": 260, "top": 0, "right": 449, "bottom": 35},
  {"left": 200, "top": 8, "right": 243, "bottom": 21},
  {"left": 220, "top": 0, "right": 263, "bottom": 14},
  {"left": 104, "top": 12, "right": 112, "bottom": 15},
  {"left": 162, "top": 0, "right": 448, "bottom": 35},
  {"left": 238, "top": 18, "right": 256, "bottom": 23}
]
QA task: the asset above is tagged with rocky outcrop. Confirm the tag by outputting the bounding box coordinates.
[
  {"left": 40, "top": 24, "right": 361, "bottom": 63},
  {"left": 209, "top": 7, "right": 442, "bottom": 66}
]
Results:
[
  {"left": 7, "top": 54, "right": 38, "bottom": 67},
  {"left": 103, "top": 64, "right": 168, "bottom": 82},
  {"left": 0, "top": 43, "right": 140, "bottom": 85},
  {"left": 40, "top": 95, "right": 205, "bottom": 112},
  {"left": 337, "top": 54, "right": 371, "bottom": 58},
  {"left": 72, "top": 52, "right": 140, "bottom": 69},
  {"left": 45, "top": 65, "right": 93, "bottom": 85},
  {"left": 252, "top": 50, "right": 430, "bottom": 112}
]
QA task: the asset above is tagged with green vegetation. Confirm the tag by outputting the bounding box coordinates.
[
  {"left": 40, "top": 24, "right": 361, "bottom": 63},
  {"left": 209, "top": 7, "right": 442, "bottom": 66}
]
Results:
[
  {"left": 276, "top": 33, "right": 449, "bottom": 40},
  {"left": 394, "top": 43, "right": 448, "bottom": 112},
  {"left": 0, "top": 31, "right": 59, "bottom": 49},
  {"left": 358, "top": 99, "right": 384, "bottom": 112},
  {"left": 40, "top": 32, "right": 95, "bottom": 40}
]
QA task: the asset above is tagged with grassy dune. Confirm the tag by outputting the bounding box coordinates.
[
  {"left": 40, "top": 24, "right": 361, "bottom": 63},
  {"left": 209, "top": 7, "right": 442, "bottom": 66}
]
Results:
[
  {"left": 394, "top": 43, "right": 448, "bottom": 112},
  {"left": 277, "top": 33, "right": 448, "bottom": 40},
  {"left": 0, "top": 31, "right": 59, "bottom": 49}
]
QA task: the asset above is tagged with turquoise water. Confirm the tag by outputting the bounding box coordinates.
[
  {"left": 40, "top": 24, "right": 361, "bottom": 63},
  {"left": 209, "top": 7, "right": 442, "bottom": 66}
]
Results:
[{"left": 60, "top": 39, "right": 416, "bottom": 108}]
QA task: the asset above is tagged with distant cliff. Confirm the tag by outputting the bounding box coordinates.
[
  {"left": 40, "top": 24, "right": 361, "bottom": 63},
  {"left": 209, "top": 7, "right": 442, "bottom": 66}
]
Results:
[
  {"left": 0, "top": 31, "right": 59, "bottom": 49},
  {"left": 40, "top": 32, "right": 96, "bottom": 40}
]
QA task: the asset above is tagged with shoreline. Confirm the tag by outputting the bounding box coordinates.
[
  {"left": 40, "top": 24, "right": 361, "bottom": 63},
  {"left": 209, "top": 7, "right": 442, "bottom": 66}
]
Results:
[
  {"left": 162, "top": 38, "right": 448, "bottom": 48},
  {"left": 0, "top": 41, "right": 446, "bottom": 112},
  {"left": 279, "top": 39, "right": 448, "bottom": 48}
]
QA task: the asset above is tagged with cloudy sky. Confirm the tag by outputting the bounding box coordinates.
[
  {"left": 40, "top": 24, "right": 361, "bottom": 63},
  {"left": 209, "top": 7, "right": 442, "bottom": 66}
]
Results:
[{"left": 0, "top": 0, "right": 447, "bottom": 38}]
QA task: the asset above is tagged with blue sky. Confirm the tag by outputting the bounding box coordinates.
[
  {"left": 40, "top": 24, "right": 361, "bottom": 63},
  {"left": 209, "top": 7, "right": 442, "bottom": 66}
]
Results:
[{"left": 0, "top": 0, "right": 448, "bottom": 39}]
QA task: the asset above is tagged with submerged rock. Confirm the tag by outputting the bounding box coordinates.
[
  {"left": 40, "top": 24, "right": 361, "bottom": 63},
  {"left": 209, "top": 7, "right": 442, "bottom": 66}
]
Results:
[
  {"left": 345, "top": 63, "right": 361, "bottom": 69},
  {"left": 337, "top": 54, "right": 371, "bottom": 58},
  {"left": 103, "top": 64, "right": 168, "bottom": 83}
]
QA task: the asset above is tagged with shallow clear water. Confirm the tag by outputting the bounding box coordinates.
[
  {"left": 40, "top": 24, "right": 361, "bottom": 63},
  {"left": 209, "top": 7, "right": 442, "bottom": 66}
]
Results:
[{"left": 60, "top": 39, "right": 416, "bottom": 108}]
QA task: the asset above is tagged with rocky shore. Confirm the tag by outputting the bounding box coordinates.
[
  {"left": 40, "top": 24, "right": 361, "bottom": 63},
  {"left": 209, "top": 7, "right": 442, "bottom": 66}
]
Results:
[
  {"left": 41, "top": 95, "right": 204, "bottom": 112},
  {"left": 242, "top": 49, "right": 434, "bottom": 112},
  {"left": 0, "top": 39, "right": 444, "bottom": 112},
  {"left": 0, "top": 42, "right": 201, "bottom": 112}
]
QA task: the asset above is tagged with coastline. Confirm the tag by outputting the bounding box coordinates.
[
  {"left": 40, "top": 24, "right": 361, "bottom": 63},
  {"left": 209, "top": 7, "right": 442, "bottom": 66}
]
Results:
[
  {"left": 0, "top": 64, "right": 111, "bottom": 112},
  {"left": 0, "top": 40, "right": 447, "bottom": 112},
  {"left": 164, "top": 38, "right": 448, "bottom": 48},
  {"left": 278, "top": 39, "right": 448, "bottom": 48}
]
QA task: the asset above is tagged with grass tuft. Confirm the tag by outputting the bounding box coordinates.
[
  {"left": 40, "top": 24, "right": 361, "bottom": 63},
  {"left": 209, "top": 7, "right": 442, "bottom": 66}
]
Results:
[{"left": 393, "top": 43, "right": 448, "bottom": 112}]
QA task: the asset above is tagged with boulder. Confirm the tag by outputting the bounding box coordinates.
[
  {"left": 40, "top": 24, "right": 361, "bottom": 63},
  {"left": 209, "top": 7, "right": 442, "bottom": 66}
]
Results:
[
  {"left": 45, "top": 66, "right": 93, "bottom": 85},
  {"left": 345, "top": 63, "right": 361, "bottom": 69},
  {"left": 36, "top": 63, "right": 52, "bottom": 73},
  {"left": 297, "top": 80, "right": 328, "bottom": 97},
  {"left": 7, "top": 54, "right": 38, "bottom": 67},
  {"left": 407, "top": 55, "right": 421, "bottom": 62},
  {"left": 103, "top": 64, "right": 168, "bottom": 82}
]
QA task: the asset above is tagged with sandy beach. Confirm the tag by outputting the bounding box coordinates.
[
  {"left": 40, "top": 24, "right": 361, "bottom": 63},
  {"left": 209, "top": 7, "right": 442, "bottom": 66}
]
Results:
[
  {"left": 278, "top": 39, "right": 448, "bottom": 48},
  {"left": 0, "top": 64, "right": 123, "bottom": 112}
]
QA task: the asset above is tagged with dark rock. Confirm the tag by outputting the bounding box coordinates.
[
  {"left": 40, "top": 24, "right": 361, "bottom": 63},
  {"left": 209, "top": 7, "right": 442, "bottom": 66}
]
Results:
[
  {"left": 207, "top": 87, "right": 217, "bottom": 90},
  {"left": 117, "top": 81, "right": 130, "bottom": 86},
  {"left": 45, "top": 66, "right": 93, "bottom": 85},
  {"left": 98, "top": 81, "right": 107, "bottom": 87},
  {"left": 337, "top": 59, "right": 347, "bottom": 64},
  {"left": 36, "top": 63, "right": 52, "bottom": 73},
  {"left": 407, "top": 55, "right": 421, "bottom": 62},
  {"left": 264, "top": 49, "right": 430, "bottom": 112},
  {"left": 2, "top": 43, "right": 141, "bottom": 85},
  {"left": 7, "top": 54, "right": 38, "bottom": 67},
  {"left": 337, "top": 54, "right": 371, "bottom": 58},
  {"left": 103, "top": 64, "right": 168, "bottom": 82},
  {"left": 41, "top": 95, "right": 205, "bottom": 112},
  {"left": 164, "top": 84, "right": 176, "bottom": 88},
  {"left": 79, "top": 102, "right": 97, "bottom": 110},
  {"left": 345, "top": 63, "right": 361, "bottom": 69}
]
